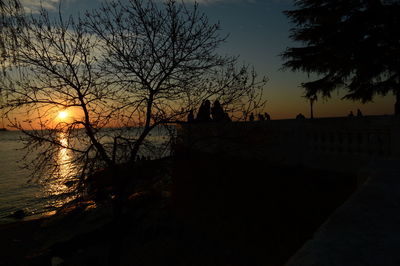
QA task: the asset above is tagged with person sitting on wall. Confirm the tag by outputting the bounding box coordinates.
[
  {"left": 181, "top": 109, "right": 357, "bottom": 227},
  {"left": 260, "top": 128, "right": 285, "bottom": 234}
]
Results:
[
  {"left": 211, "top": 100, "right": 226, "bottom": 122},
  {"left": 296, "top": 113, "right": 305, "bottom": 119},
  {"left": 196, "top": 100, "right": 211, "bottom": 122},
  {"left": 348, "top": 111, "right": 354, "bottom": 117},
  {"left": 187, "top": 109, "right": 194, "bottom": 122},
  {"left": 249, "top": 112, "right": 255, "bottom": 122},
  {"left": 258, "top": 114, "right": 265, "bottom": 121},
  {"left": 264, "top": 112, "right": 271, "bottom": 120},
  {"left": 357, "top": 108, "right": 363, "bottom": 117},
  {"left": 223, "top": 112, "right": 232, "bottom": 122}
]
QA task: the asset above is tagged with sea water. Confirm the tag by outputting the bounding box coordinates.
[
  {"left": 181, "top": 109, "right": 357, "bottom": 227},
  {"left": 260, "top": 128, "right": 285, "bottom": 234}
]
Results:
[
  {"left": 0, "top": 128, "right": 172, "bottom": 223},
  {"left": 0, "top": 131, "right": 77, "bottom": 223}
]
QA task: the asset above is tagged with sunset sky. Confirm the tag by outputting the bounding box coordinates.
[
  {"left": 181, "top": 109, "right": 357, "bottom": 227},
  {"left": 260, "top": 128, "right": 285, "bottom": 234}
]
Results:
[{"left": 19, "top": 0, "right": 395, "bottom": 119}]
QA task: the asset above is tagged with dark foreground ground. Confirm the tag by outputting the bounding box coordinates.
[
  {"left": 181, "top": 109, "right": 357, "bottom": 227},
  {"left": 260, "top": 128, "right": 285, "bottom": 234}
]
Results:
[{"left": 0, "top": 154, "right": 357, "bottom": 266}]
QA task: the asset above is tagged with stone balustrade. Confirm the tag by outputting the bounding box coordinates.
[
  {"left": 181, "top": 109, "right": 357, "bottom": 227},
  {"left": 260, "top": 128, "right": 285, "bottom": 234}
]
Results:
[{"left": 175, "top": 115, "right": 400, "bottom": 174}]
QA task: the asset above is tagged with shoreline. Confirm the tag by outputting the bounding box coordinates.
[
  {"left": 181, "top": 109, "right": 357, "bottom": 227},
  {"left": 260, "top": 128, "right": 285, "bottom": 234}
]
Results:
[
  {"left": 0, "top": 210, "right": 57, "bottom": 225},
  {"left": 0, "top": 155, "right": 357, "bottom": 265},
  {"left": 0, "top": 216, "right": 49, "bottom": 265}
]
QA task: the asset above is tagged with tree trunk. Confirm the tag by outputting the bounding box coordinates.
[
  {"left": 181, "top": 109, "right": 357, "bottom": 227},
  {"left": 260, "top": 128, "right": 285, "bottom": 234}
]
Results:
[
  {"left": 130, "top": 91, "right": 154, "bottom": 162},
  {"left": 77, "top": 91, "right": 114, "bottom": 167}
]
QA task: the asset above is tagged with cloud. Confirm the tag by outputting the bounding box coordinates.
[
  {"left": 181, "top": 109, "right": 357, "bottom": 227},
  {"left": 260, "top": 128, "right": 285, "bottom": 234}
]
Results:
[
  {"left": 20, "top": 0, "right": 60, "bottom": 13},
  {"left": 20, "top": 0, "right": 85, "bottom": 13}
]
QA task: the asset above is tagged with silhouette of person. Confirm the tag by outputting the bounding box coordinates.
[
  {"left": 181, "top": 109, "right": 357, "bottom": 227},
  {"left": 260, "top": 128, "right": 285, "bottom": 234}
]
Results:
[
  {"left": 348, "top": 111, "right": 354, "bottom": 117},
  {"left": 211, "top": 100, "right": 226, "bottom": 122},
  {"left": 249, "top": 112, "right": 254, "bottom": 122},
  {"left": 357, "top": 108, "right": 363, "bottom": 117},
  {"left": 196, "top": 100, "right": 211, "bottom": 122},
  {"left": 296, "top": 113, "right": 305, "bottom": 119},
  {"left": 223, "top": 112, "right": 231, "bottom": 122},
  {"left": 258, "top": 114, "right": 265, "bottom": 121},
  {"left": 264, "top": 112, "right": 271, "bottom": 120},
  {"left": 395, "top": 100, "right": 400, "bottom": 116},
  {"left": 187, "top": 109, "right": 194, "bottom": 122}
]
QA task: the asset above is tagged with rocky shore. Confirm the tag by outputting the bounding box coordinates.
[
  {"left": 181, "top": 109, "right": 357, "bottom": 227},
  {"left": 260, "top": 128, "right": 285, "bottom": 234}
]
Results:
[{"left": 0, "top": 154, "right": 357, "bottom": 266}]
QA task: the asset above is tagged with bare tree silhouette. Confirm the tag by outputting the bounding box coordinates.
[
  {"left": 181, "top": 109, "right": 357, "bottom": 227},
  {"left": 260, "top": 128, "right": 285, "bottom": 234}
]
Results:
[
  {"left": 85, "top": 0, "right": 267, "bottom": 162},
  {"left": 0, "top": 0, "right": 267, "bottom": 193},
  {"left": 0, "top": 0, "right": 24, "bottom": 71},
  {"left": 0, "top": 6, "right": 123, "bottom": 188}
]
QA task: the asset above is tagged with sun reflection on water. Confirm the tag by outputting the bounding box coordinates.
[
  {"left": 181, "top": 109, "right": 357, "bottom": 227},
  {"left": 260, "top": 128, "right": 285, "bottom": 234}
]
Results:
[
  {"left": 59, "top": 133, "right": 71, "bottom": 180},
  {"left": 42, "top": 132, "right": 79, "bottom": 208}
]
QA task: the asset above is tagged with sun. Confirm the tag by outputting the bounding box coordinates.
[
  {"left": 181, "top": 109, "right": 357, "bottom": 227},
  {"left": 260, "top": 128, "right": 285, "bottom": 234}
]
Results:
[{"left": 58, "top": 111, "right": 68, "bottom": 120}]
